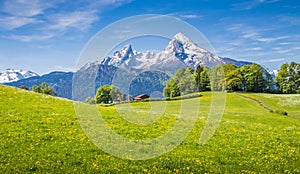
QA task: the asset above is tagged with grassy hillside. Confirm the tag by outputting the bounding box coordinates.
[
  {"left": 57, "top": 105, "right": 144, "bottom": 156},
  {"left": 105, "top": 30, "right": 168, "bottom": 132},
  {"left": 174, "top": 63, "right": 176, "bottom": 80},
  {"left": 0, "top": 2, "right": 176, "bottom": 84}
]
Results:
[{"left": 0, "top": 85, "right": 299, "bottom": 173}]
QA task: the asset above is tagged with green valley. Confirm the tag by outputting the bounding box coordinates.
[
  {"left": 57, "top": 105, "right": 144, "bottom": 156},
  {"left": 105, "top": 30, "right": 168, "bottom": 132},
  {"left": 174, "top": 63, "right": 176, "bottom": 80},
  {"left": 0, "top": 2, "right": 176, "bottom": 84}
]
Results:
[{"left": 0, "top": 85, "right": 299, "bottom": 173}]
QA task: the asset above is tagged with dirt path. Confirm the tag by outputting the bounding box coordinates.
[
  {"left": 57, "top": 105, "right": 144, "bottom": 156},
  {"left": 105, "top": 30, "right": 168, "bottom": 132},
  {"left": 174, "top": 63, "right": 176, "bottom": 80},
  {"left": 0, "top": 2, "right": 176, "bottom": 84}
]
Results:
[
  {"left": 235, "top": 93, "right": 272, "bottom": 111},
  {"left": 235, "top": 92, "right": 288, "bottom": 116}
]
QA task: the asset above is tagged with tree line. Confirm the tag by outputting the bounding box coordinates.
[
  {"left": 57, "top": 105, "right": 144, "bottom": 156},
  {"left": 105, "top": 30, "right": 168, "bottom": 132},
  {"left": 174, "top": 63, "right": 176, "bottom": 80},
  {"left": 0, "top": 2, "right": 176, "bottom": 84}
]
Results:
[
  {"left": 276, "top": 62, "right": 300, "bottom": 94},
  {"left": 164, "top": 62, "right": 300, "bottom": 98},
  {"left": 25, "top": 62, "right": 298, "bottom": 104}
]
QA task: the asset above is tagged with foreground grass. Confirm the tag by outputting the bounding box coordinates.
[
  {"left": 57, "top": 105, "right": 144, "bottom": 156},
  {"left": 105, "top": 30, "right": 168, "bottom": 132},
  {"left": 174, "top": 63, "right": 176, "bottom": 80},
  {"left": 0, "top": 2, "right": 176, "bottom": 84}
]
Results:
[{"left": 0, "top": 85, "right": 299, "bottom": 173}]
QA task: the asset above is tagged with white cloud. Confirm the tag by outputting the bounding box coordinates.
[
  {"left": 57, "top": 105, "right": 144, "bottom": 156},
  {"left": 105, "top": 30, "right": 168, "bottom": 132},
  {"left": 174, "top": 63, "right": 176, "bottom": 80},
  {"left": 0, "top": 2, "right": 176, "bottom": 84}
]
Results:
[
  {"left": 261, "top": 58, "right": 286, "bottom": 63},
  {"left": 226, "top": 24, "right": 244, "bottom": 32},
  {"left": 53, "top": 65, "right": 74, "bottom": 72},
  {"left": 276, "top": 50, "right": 291, "bottom": 54},
  {"left": 232, "top": 0, "right": 280, "bottom": 10},
  {"left": 1, "top": 0, "right": 47, "bottom": 17},
  {"left": 180, "top": 14, "right": 202, "bottom": 19},
  {"left": 241, "top": 31, "right": 290, "bottom": 43},
  {"left": 275, "top": 46, "right": 300, "bottom": 53},
  {"left": 8, "top": 33, "right": 55, "bottom": 42},
  {"left": 278, "top": 15, "right": 300, "bottom": 26},
  {"left": 228, "top": 40, "right": 243, "bottom": 46},
  {"left": 232, "top": 1, "right": 261, "bottom": 10},
  {"left": 237, "top": 50, "right": 278, "bottom": 57},
  {"left": 37, "top": 45, "right": 53, "bottom": 49},
  {"left": 100, "top": 0, "right": 134, "bottom": 6},
  {"left": 256, "top": 36, "right": 290, "bottom": 42},
  {"left": 242, "top": 32, "right": 259, "bottom": 39},
  {"left": 0, "top": 16, "right": 39, "bottom": 30},
  {"left": 223, "top": 47, "right": 235, "bottom": 51},
  {"left": 0, "top": 0, "right": 62, "bottom": 30},
  {"left": 272, "top": 46, "right": 300, "bottom": 54},
  {"left": 1, "top": 0, "right": 64, "bottom": 17},
  {"left": 244, "top": 47, "right": 263, "bottom": 51},
  {"left": 47, "top": 11, "right": 99, "bottom": 32},
  {"left": 278, "top": 42, "right": 290, "bottom": 45},
  {"left": 292, "top": 47, "right": 300, "bottom": 50},
  {"left": 217, "top": 21, "right": 298, "bottom": 62},
  {"left": 0, "top": 0, "right": 134, "bottom": 41},
  {"left": 167, "top": 12, "right": 202, "bottom": 20}
]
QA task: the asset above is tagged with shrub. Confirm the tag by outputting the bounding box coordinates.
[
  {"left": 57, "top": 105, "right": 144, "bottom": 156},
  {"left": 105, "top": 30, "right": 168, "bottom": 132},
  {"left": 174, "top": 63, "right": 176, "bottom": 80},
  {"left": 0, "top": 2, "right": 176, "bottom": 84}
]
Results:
[
  {"left": 274, "top": 110, "right": 288, "bottom": 116},
  {"left": 19, "top": 86, "right": 29, "bottom": 90},
  {"left": 32, "top": 82, "right": 56, "bottom": 96},
  {"left": 270, "top": 110, "right": 288, "bottom": 116}
]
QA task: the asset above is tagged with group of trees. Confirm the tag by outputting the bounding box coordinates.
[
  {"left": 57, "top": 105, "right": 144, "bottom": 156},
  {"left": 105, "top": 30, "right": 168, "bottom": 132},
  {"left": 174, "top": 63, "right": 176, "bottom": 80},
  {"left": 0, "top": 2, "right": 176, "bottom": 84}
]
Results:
[
  {"left": 93, "top": 85, "right": 127, "bottom": 104},
  {"left": 211, "top": 63, "right": 274, "bottom": 93},
  {"left": 163, "top": 62, "right": 300, "bottom": 98},
  {"left": 276, "top": 62, "right": 300, "bottom": 94},
  {"left": 163, "top": 67, "right": 210, "bottom": 98},
  {"left": 32, "top": 82, "right": 57, "bottom": 96}
]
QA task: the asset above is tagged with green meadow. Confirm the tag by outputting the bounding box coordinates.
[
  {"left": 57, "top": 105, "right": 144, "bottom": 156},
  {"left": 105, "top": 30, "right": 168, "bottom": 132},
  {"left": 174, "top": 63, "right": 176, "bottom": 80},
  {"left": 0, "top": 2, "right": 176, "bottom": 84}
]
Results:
[{"left": 0, "top": 85, "right": 299, "bottom": 173}]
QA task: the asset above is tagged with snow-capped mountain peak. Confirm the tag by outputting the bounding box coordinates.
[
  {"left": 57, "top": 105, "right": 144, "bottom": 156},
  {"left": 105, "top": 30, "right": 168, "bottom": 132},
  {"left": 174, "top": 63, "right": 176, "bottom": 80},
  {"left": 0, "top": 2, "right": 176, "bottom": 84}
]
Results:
[
  {"left": 166, "top": 33, "right": 194, "bottom": 51},
  {"left": 165, "top": 33, "right": 211, "bottom": 58},
  {"left": 173, "top": 32, "right": 194, "bottom": 45},
  {"left": 162, "top": 33, "right": 224, "bottom": 68},
  {"left": 269, "top": 69, "right": 279, "bottom": 78},
  {"left": 99, "top": 32, "right": 252, "bottom": 73},
  {"left": 164, "top": 37, "right": 185, "bottom": 54},
  {"left": 0, "top": 69, "right": 39, "bottom": 83},
  {"left": 101, "top": 44, "right": 135, "bottom": 66},
  {"left": 120, "top": 44, "right": 134, "bottom": 57}
]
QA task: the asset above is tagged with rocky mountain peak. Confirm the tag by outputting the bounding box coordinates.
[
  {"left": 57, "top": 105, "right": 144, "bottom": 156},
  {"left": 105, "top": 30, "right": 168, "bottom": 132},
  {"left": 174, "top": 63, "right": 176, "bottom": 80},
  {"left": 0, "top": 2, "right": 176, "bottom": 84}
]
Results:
[
  {"left": 100, "top": 32, "right": 252, "bottom": 71},
  {"left": 115, "top": 44, "right": 134, "bottom": 58},
  {"left": 173, "top": 32, "right": 193, "bottom": 44}
]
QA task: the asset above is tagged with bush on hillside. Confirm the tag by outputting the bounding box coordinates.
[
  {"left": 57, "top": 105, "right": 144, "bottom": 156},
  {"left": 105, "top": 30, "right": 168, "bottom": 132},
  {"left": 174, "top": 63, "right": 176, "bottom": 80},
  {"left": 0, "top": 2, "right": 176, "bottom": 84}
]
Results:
[{"left": 32, "top": 82, "right": 56, "bottom": 96}]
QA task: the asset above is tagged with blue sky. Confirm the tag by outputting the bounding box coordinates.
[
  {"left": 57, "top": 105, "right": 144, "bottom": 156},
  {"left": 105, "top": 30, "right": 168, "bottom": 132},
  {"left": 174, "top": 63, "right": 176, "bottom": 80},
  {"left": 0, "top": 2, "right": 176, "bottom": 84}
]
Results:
[{"left": 0, "top": 0, "right": 299, "bottom": 74}]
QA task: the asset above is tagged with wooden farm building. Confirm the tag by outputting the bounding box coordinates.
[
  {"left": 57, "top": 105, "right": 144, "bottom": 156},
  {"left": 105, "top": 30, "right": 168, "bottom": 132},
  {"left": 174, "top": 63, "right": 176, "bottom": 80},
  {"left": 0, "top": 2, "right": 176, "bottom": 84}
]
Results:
[{"left": 133, "top": 94, "right": 150, "bottom": 101}]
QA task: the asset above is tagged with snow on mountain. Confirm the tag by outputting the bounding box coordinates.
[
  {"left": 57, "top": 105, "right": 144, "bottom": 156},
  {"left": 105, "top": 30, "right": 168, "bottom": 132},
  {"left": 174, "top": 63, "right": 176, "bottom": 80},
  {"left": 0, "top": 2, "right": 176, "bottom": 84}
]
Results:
[
  {"left": 0, "top": 69, "right": 39, "bottom": 83},
  {"left": 162, "top": 32, "right": 226, "bottom": 68},
  {"left": 101, "top": 44, "right": 135, "bottom": 67},
  {"left": 269, "top": 70, "right": 279, "bottom": 78},
  {"left": 100, "top": 32, "right": 251, "bottom": 73}
]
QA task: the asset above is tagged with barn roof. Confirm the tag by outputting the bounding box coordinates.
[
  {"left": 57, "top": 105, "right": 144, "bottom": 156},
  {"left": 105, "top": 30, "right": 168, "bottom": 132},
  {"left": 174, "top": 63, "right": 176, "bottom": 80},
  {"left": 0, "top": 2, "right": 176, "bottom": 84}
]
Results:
[{"left": 134, "top": 94, "right": 149, "bottom": 98}]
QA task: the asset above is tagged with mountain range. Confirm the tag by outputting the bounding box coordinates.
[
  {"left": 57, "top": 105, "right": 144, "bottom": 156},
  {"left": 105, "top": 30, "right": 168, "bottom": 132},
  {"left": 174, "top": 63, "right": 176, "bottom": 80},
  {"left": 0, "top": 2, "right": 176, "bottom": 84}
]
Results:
[
  {"left": 0, "top": 69, "right": 39, "bottom": 83},
  {"left": 4, "top": 33, "right": 252, "bottom": 100},
  {"left": 101, "top": 32, "right": 251, "bottom": 73}
]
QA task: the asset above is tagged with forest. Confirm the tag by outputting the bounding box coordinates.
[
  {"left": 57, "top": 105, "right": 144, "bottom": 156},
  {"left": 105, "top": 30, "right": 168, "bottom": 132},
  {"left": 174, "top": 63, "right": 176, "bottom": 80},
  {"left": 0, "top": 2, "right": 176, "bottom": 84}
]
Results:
[{"left": 163, "top": 62, "right": 300, "bottom": 98}]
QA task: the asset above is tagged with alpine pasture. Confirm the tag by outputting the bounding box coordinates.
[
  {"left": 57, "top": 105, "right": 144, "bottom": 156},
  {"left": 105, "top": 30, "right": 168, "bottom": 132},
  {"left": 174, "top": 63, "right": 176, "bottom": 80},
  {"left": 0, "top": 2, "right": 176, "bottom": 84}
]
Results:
[{"left": 0, "top": 85, "right": 299, "bottom": 173}]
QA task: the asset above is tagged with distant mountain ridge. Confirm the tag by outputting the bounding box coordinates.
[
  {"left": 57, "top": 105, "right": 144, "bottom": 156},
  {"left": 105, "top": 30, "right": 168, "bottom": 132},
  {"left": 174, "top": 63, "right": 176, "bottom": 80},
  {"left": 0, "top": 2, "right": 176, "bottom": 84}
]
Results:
[
  {"left": 5, "top": 32, "right": 253, "bottom": 100},
  {"left": 5, "top": 71, "right": 73, "bottom": 98},
  {"left": 0, "top": 69, "right": 39, "bottom": 83},
  {"left": 100, "top": 32, "right": 252, "bottom": 71}
]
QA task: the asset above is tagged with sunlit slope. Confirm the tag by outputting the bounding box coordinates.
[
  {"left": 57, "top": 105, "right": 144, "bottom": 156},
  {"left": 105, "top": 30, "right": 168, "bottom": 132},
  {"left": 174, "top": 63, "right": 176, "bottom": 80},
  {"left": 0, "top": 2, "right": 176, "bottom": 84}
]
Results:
[{"left": 0, "top": 85, "right": 299, "bottom": 173}]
